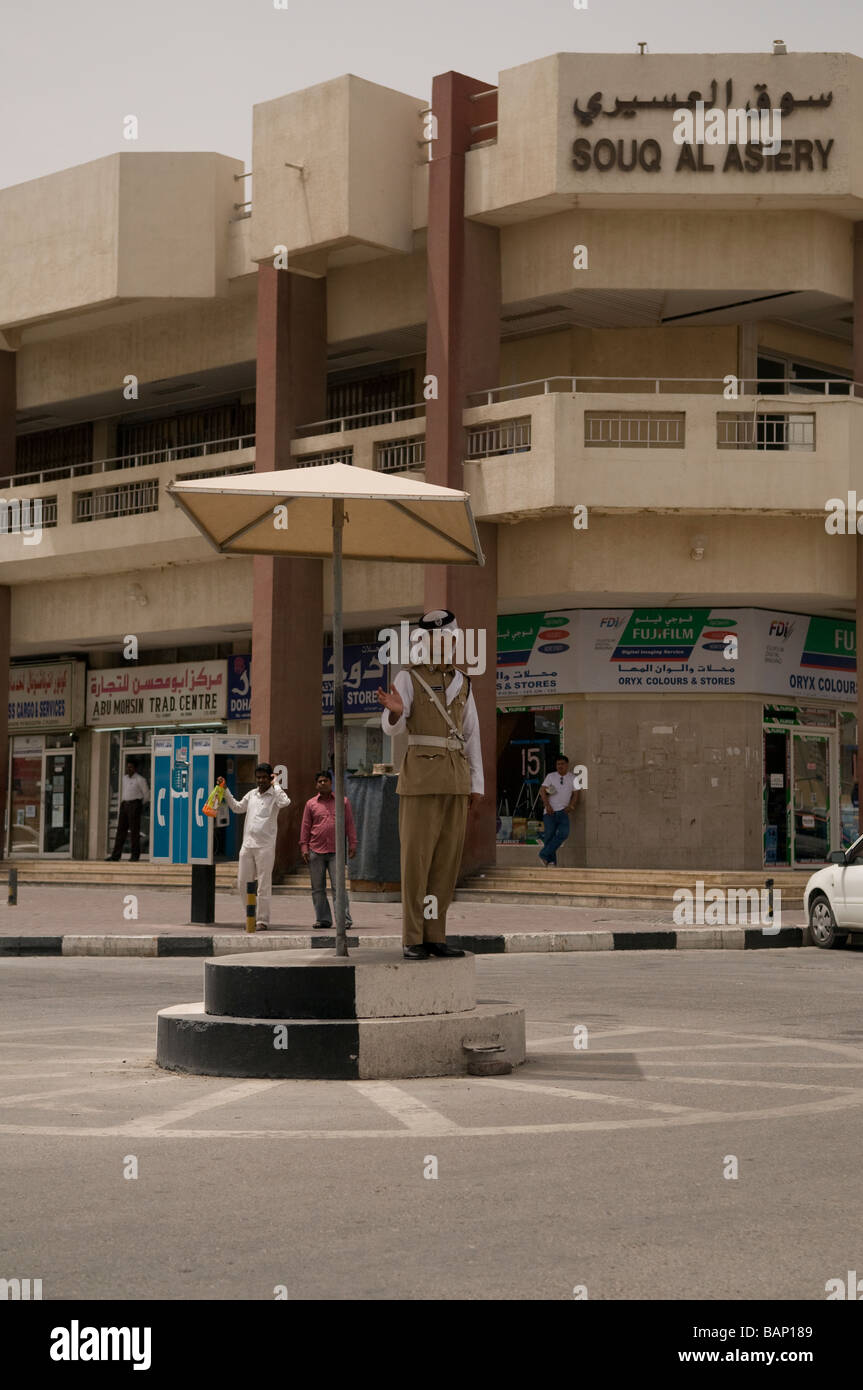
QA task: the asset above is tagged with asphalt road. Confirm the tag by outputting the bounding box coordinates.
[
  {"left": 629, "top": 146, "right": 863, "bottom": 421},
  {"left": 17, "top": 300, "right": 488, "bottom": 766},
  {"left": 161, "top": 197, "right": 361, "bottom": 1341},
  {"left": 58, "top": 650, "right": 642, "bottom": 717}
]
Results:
[{"left": 2, "top": 949, "right": 862, "bottom": 1301}]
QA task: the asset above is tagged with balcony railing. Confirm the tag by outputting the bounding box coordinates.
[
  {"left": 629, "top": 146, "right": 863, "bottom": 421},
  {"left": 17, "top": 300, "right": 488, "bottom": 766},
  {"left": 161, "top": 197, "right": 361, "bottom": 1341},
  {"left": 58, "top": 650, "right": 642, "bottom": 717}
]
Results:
[
  {"left": 295, "top": 403, "right": 426, "bottom": 437},
  {"left": 3, "top": 434, "right": 256, "bottom": 490},
  {"left": 74, "top": 480, "right": 159, "bottom": 523},
  {"left": 174, "top": 461, "right": 256, "bottom": 482},
  {"left": 467, "top": 375, "right": 857, "bottom": 405},
  {"left": 293, "top": 447, "right": 354, "bottom": 468},
  {"left": 465, "top": 418, "right": 531, "bottom": 460},
  {"left": 376, "top": 436, "right": 425, "bottom": 473},
  {"left": 717, "top": 413, "right": 816, "bottom": 450},
  {"left": 585, "top": 413, "right": 685, "bottom": 448}
]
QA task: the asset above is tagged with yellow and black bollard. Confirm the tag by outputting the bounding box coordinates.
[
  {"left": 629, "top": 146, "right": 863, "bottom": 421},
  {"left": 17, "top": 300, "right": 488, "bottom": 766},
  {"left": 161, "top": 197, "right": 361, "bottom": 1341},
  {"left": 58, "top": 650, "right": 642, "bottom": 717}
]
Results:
[{"left": 246, "top": 879, "right": 258, "bottom": 933}]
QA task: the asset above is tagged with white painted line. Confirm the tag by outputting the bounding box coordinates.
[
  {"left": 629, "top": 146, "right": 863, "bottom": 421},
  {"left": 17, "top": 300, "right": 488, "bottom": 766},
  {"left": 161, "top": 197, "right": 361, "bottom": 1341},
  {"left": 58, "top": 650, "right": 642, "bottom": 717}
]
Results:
[
  {"left": 527, "top": 1026, "right": 666, "bottom": 1048},
  {"left": 351, "top": 1082, "right": 460, "bottom": 1134},
  {"left": 629, "top": 1074, "right": 860, "bottom": 1094},
  {"left": 631, "top": 1060, "right": 863, "bottom": 1070},
  {"left": 122, "top": 1079, "right": 284, "bottom": 1134},
  {"left": 0, "top": 1076, "right": 182, "bottom": 1107},
  {"left": 471, "top": 1076, "right": 709, "bottom": 1115},
  {"left": 0, "top": 1058, "right": 152, "bottom": 1069},
  {"left": 3, "top": 1087, "right": 863, "bottom": 1140},
  {"left": 0, "top": 1024, "right": 153, "bottom": 1038},
  {"left": 0, "top": 1041, "right": 152, "bottom": 1051}
]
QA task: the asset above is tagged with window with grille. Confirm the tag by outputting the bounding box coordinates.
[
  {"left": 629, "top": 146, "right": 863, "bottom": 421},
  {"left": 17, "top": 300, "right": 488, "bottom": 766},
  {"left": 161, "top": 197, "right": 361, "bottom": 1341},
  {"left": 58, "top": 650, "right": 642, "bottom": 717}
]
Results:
[
  {"left": 325, "top": 368, "right": 415, "bottom": 430},
  {"left": 15, "top": 424, "right": 94, "bottom": 476}
]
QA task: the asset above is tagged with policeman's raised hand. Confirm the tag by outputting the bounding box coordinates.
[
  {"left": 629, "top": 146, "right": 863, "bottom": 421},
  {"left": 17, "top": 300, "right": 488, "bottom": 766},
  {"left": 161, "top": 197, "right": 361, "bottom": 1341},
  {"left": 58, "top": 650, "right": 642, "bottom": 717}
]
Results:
[{"left": 376, "top": 685, "right": 404, "bottom": 716}]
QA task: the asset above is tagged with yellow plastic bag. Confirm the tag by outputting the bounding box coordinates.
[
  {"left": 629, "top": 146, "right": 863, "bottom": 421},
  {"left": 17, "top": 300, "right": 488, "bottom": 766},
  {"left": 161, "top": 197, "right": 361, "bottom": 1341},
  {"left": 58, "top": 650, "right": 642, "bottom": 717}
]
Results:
[{"left": 202, "top": 781, "right": 226, "bottom": 819}]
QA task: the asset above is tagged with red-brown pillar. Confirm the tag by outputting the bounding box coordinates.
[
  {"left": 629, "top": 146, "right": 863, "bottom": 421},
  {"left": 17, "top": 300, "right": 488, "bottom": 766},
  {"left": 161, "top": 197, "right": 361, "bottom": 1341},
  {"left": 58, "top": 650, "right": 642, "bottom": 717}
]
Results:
[
  {"left": 425, "top": 71, "right": 500, "bottom": 876},
  {"left": 850, "top": 225, "right": 856, "bottom": 822},
  {"left": 0, "top": 586, "right": 8, "bottom": 859},
  {"left": 252, "top": 266, "right": 327, "bottom": 874}
]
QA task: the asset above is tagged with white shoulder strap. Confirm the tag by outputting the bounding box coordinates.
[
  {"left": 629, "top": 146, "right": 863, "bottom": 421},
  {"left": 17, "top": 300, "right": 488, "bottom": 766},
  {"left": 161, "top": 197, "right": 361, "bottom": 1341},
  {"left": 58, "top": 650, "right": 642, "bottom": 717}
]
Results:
[{"left": 411, "top": 670, "right": 465, "bottom": 743}]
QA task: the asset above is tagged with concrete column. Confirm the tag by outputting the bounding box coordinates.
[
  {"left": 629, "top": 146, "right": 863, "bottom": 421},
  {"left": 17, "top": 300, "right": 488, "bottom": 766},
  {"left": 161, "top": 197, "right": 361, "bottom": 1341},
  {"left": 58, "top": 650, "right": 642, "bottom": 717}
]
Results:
[
  {"left": 425, "top": 71, "right": 500, "bottom": 876},
  {"left": 91, "top": 420, "right": 115, "bottom": 463},
  {"left": 0, "top": 349, "right": 15, "bottom": 476},
  {"left": 0, "top": 587, "right": 9, "bottom": 858},
  {"left": 737, "top": 321, "right": 758, "bottom": 394},
  {"left": 87, "top": 728, "right": 109, "bottom": 861},
  {"left": 252, "top": 265, "right": 327, "bottom": 874}
]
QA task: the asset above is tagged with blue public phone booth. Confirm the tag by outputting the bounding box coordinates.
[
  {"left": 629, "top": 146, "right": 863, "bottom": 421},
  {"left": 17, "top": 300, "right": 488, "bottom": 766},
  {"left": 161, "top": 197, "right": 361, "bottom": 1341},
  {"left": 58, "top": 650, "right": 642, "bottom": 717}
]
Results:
[{"left": 150, "top": 734, "right": 259, "bottom": 864}]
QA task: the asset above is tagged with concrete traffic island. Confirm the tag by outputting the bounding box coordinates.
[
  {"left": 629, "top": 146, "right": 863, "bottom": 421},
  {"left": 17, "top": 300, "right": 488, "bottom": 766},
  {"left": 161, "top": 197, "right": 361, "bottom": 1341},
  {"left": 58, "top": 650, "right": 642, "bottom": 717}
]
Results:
[{"left": 156, "top": 948, "right": 526, "bottom": 1080}]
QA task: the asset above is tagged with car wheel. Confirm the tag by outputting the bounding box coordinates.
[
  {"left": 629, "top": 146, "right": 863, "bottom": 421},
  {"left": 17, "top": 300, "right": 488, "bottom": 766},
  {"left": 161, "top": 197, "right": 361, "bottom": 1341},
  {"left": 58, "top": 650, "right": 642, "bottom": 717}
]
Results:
[{"left": 808, "top": 894, "right": 847, "bottom": 949}]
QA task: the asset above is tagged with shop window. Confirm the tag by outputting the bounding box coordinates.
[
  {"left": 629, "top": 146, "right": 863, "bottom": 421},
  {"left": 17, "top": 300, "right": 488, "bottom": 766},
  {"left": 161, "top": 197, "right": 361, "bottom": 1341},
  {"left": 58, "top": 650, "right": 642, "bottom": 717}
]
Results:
[
  {"left": 840, "top": 712, "right": 858, "bottom": 848},
  {"left": 496, "top": 706, "right": 563, "bottom": 844}
]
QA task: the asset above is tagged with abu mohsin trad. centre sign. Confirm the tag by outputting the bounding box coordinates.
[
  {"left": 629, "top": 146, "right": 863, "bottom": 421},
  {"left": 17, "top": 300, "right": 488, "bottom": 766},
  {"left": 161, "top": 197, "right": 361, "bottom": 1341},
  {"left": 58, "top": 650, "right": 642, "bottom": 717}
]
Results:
[{"left": 572, "top": 76, "right": 834, "bottom": 174}]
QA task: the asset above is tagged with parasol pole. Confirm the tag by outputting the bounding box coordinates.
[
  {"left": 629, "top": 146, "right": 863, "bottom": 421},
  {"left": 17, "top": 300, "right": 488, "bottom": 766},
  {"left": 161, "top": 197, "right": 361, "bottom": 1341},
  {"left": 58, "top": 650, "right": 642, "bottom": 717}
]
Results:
[{"left": 332, "top": 499, "right": 349, "bottom": 958}]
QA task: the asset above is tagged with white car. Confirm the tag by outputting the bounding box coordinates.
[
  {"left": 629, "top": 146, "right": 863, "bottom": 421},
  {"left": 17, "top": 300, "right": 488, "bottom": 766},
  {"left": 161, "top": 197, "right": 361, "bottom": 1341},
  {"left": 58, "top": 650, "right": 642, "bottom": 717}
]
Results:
[{"left": 805, "top": 836, "right": 863, "bottom": 948}]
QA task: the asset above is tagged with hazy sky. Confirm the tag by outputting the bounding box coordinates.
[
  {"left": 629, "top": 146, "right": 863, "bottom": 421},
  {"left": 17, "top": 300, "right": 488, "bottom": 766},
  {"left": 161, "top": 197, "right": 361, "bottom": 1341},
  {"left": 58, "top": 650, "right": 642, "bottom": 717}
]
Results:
[{"left": 2, "top": 0, "right": 863, "bottom": 189}]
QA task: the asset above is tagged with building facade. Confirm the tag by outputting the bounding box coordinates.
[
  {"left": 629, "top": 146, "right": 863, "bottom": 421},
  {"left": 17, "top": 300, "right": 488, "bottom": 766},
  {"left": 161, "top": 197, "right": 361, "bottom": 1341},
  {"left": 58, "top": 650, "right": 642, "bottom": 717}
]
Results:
[{"left": 2, "top": 49, "right": 863, "bottom": 871}]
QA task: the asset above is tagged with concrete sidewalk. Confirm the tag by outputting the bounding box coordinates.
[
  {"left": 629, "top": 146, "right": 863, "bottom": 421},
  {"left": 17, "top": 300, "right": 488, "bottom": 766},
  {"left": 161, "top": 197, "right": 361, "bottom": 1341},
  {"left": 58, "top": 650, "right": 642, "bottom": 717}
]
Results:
[{"left": 0, "top": 883, "right": 809, "bottom": 955}]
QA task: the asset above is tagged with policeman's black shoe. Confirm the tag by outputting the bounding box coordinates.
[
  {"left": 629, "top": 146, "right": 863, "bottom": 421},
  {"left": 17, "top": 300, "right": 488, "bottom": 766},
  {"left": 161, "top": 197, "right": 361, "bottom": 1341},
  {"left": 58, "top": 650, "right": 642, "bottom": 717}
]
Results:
[
  {"left": 403, "top": 945, "right": 431, "bottom": 961},
  {"left": 425, "top": 943, "right": 465, "bottom": 957}
]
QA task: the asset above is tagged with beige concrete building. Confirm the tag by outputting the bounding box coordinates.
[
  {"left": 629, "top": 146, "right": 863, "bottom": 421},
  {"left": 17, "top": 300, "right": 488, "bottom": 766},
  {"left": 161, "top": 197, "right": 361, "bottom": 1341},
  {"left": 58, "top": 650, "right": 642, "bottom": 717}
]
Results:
[{"left": 2, "top": 48, "right": 862, "bottom": 872}]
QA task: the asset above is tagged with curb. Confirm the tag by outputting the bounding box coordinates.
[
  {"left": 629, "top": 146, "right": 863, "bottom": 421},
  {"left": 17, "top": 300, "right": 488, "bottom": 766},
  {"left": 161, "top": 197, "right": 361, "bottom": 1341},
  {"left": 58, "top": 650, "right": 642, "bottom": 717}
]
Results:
[{"left": 0, "top": 927, "right": 808, "bottom": 957}]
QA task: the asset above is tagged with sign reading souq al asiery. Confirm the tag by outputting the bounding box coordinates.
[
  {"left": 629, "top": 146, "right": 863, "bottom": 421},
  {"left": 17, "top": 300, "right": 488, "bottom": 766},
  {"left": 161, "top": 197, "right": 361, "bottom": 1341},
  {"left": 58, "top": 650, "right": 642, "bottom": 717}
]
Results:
[{"left": 571, "top": 74, "right": 835, "bottom": 175}]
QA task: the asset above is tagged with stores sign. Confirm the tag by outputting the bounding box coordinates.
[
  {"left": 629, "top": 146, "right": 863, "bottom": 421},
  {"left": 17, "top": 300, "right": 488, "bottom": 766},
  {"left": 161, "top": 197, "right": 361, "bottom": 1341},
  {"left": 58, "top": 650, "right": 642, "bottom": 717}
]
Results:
[
  {"left": 498, "top": 609, "right": 856, "bottom": 703},
  {"left": 8, "top": 661, "right": 85, "bottom": 730},
  {"left": 87, "top": 661, "right": 228, "bottom": 726},
  {"left": 322, "top": 644, "right": 387, "bottom": 715}
]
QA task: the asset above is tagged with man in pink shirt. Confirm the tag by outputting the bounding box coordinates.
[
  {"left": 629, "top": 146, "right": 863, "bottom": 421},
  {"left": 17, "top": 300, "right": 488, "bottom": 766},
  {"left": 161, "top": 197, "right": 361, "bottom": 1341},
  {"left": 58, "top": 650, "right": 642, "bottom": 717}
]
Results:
[{"left": 300, "top": 771, "right": 359, "bottom": 930}]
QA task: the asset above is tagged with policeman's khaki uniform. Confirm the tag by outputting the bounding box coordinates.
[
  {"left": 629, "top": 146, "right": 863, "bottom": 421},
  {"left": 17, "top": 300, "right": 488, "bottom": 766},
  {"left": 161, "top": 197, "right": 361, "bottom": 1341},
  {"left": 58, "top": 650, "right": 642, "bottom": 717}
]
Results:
[{"left": 382, "top": 665, "right": 483, "bottom": 947}]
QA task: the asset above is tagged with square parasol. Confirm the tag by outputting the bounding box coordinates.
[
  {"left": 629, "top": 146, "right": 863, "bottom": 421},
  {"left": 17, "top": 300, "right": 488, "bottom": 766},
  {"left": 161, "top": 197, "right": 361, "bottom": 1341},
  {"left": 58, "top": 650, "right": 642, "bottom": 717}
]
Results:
[{"left": 168, "top": 462, "right": 485, "bottom": 955}]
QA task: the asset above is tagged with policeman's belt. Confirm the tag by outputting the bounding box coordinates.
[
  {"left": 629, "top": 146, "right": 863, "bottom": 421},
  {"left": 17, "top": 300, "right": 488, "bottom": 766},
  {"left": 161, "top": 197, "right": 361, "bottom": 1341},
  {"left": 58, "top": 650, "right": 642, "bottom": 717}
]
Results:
[{"left": 407, "top": 734, "right": 466, "bottom": 751}]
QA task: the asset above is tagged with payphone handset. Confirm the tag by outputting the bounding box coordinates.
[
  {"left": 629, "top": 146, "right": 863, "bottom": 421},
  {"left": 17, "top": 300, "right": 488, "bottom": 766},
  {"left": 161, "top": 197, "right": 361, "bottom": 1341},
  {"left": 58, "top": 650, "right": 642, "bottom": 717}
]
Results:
[{"left": 171, "top": 745, "right": 189, "bottom": 796}]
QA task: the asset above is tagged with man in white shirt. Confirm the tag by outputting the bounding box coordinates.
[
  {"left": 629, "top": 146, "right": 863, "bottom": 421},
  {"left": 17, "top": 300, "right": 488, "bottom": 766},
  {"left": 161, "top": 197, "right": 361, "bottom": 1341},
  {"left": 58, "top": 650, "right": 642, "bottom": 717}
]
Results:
[
  {"left": 377, "top": 610, "right": 483, "bottom": 960},
  {"left": 538, "top": 754, "right": 579, "bottom": 867},
  {"left": 219, "top": 763, "right": 290, "bottom": 930},
  {"left": 108, "top": 758, "right": 150, "bottom": 862}
]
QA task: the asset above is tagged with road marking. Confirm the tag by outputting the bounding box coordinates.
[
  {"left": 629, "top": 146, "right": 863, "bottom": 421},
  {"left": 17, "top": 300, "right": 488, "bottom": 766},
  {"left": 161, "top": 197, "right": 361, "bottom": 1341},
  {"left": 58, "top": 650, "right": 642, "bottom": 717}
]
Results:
[
  {"left": 0, "top": 1024, "right": 153, "bottom": 1038},
  {"left": 469, "top": 1077, "right": 707, "bottom": 1114},
  {"left": 527, "top": 1026, "right": 666, "bottom": 1047},
  {"left": 0, "top": 1041, "right": 151, "bottom": 1051},
  {"left": 3, "top": 1088, "right": 863, "bottom": 1140},
  {"left": 526, "top": 1071, "right": 857, "bottom": 1094},
  {"left": 351, "top": 1082, "right": 460, "bottom": 1134},
  {"left": 0, "top": 1077, "right": 181, "bottom": 1107},
  {"left": 0, "top": 1056, "right": 153, "bottom": 1068},
  {"left": 122, "top": 1079, "right": 283, "bottom": 1134},
  {"left": 629, "top": 1060, "right": 863, "bottom": 1070}
]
